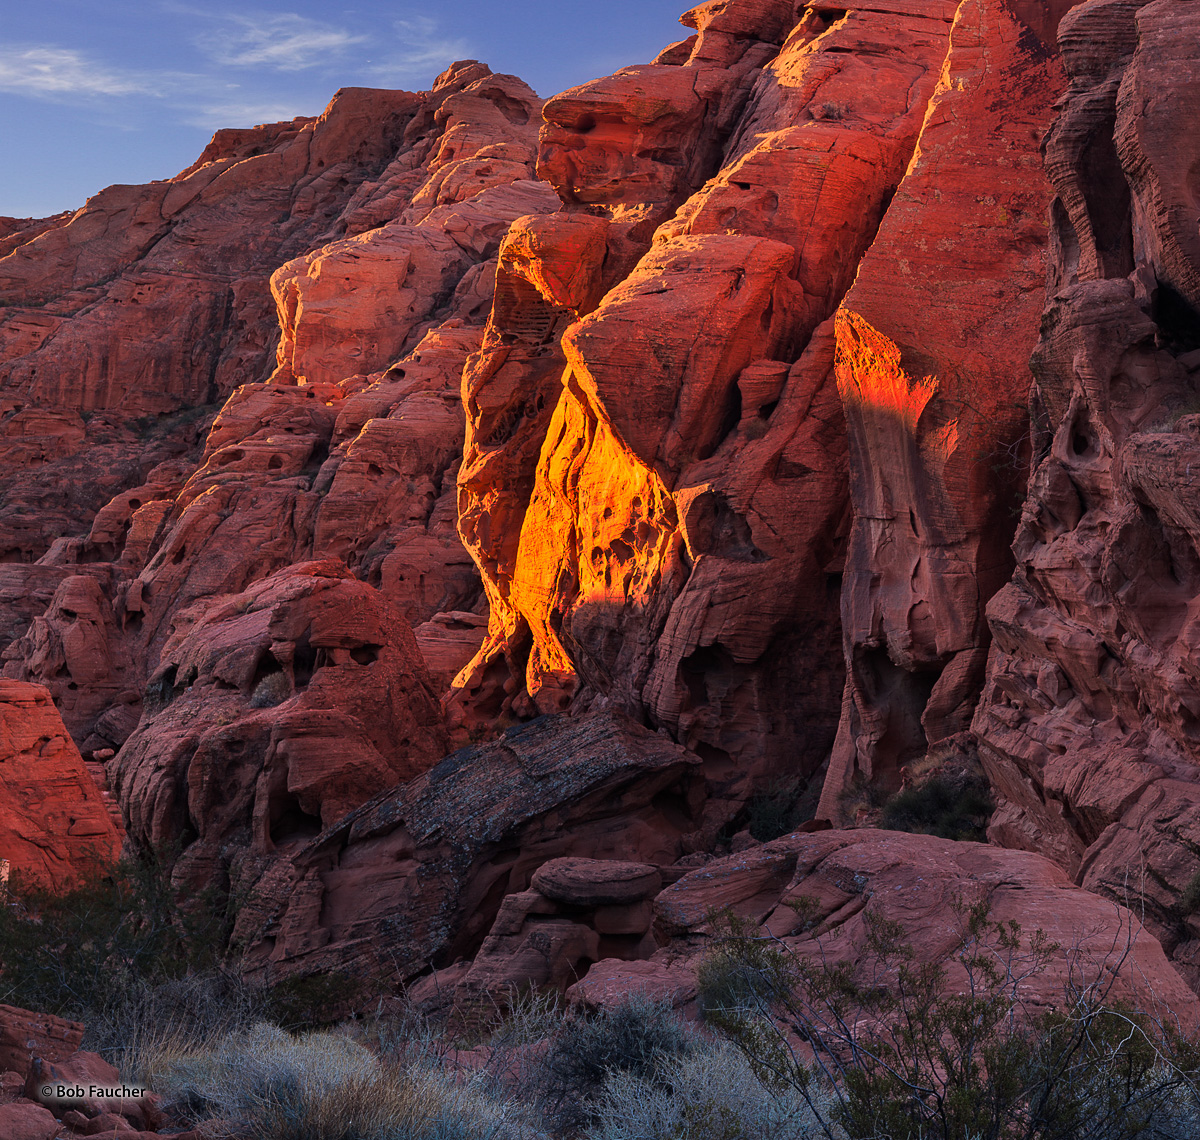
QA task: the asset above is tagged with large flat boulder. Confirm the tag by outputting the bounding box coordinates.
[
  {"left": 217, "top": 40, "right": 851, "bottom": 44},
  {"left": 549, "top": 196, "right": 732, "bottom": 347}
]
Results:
[{"left": 233, "top": 711, "right": 704, "bottom": 986}]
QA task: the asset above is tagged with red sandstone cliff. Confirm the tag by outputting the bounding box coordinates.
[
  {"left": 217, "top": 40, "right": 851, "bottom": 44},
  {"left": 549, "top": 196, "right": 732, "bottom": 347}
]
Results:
[{"left": 0, "top": 0, "right": 1199, "bottom": 1009}]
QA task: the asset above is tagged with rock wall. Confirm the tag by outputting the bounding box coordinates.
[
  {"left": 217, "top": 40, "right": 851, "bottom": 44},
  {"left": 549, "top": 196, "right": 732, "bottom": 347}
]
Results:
[
  {"left": 456, "top": 0, "right": 1078, "bottom": 824},
  {"left": 818, "top": 0, "right": 1073, "bottom": 812},
  {"left": 0, "top": 62, "right": 552, "bottom": 899},
  {"left": 969, "top": 0, "right": 1200, "bottom": 987},
  {"left": 1, "top": 0, "right": 1199, "bottom": 1012}
]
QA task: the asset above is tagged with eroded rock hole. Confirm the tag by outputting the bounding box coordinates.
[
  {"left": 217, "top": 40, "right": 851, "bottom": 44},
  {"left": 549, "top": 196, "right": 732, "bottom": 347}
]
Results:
[
  {"left": 269, "top": 792, "right": 322, "bottom": 846},
  {"left": 487, "top": 91, "right": 531, "bottom": 125},
  {"left": 680, "top": 643, "right": 736, "bottom": 710},
  {"left": 1070, "top": 421, "right": 1096, "bottom": 458},
  {"left": 482, "top": 402, "right": 525, "bottom": 447},
  {"left": 493, "top": 273, "right": 569, "bottom": 345},
  {"left": 1154, "top": 281, "right": 1200, "bottom": 354},
  {"left": 293, "top": 640, "right": 321, "bottom": 687}
]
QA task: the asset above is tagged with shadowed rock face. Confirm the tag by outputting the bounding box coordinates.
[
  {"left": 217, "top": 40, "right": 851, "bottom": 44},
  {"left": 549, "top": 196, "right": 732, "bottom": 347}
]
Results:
[
  {"left": 968, "top": 0, "right": 1200, "bottom": 989},
  {"left": 233, "top": 711, "right": 703, "bottom": 986},
  {"left": 817, "top": 0, "right": 1072, "bottom": 810},
  {"left": 110, "top": 560, "right": 447, "bottom": 899}
]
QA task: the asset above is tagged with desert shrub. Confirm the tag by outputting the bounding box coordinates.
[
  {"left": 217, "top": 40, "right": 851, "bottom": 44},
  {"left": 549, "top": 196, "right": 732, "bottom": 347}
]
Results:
[
  {"left": 539, "top": 995, "right": 698, "bottom": 1130},
  {"left": 700, "top": 901, "right": 1200, "bottom": 1140},
  {"left": 134, "top": 402, "right": 219, "bottom": 441},
  {"left": 743, "top": 416, "right": 771, "bottom": 440},
  {"left": 250, "top": 670, "right": 292, "bottom": 708},
  {"left": 353, "top": 1003, "right": 448, "bottom": 1071},
  {"left": 698, "top": 912, "right": 801, "bottom": 1021},
  {"left": 1178, "top": 870, "right": 1200, "bottom": 917},
  {"left": 265, "top": 970, "right": 382, "bottom": 1029},
  {"left": 155, "top": 1022, "right": 516, "bottom": 1140},
  {"left": 590, "top": 1042, "right": 839, "bottom": 1140},
  {"left": 485, "top": 985, "right": 566, "bottom": 1049},
  {"left": 880, "top": 772, "right": 993, "bottom": 841},
  {"left": 0, "top": 852, "right": 230, "bottom": 1020},
  {"left": 747, "top": 778, "right": 811, "bottom": 842}
]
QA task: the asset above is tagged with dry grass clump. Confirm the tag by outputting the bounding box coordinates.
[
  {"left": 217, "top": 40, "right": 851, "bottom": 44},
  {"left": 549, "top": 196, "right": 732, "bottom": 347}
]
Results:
[
  {"left": 84, "top": 970, "right": 266, "bottom": 1087},
  {"left": 154, "top": 1022, "right": 519, "bottom": 1140}
]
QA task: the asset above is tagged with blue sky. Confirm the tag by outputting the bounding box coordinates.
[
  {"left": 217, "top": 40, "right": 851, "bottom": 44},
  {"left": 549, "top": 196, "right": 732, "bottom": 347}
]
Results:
[{"left": 1, "top": 1, "right": 691, "bottom": 219}]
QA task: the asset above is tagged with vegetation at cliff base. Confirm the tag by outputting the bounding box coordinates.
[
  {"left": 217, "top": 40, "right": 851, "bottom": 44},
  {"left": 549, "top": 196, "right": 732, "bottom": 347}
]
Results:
[{"left": 697, "top": 902, "right": 1200, "bottom": 1140}]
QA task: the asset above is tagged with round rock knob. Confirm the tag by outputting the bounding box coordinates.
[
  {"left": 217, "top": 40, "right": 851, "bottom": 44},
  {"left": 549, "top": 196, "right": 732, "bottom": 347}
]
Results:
[{"left": 531, "top": 858, "right": 662, "bottom": 907}]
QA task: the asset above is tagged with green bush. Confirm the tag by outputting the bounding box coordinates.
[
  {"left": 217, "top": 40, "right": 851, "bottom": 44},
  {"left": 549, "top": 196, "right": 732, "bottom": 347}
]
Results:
[
  {"left": 880, "top": 772, "right": 993, "bottom": 842},
  {"left": 699, "top": 901, "right": 1200, "bottom": 1140},
  {"left": 539, "top": 995, "right": 697, "bottom": 1130},
  {"left": 265, "top": 971, "right": 382, "bottom": 1030},
  {"left": 1178, "top": 870, "right": 1200, "bottom": 917},
  {"left": 250, "top": 670, "right": 292, "bottom": 708},
  {"left": 746, "top": 777, "right": 812, "bottom": 842},
  {"left": 0, "top": 853, "right": 230, "bottom": 1019}
]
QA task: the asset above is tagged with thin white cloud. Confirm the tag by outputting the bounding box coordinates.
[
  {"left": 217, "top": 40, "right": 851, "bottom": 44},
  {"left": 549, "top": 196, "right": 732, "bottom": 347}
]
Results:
[
  {"left": 365, "top": 16, "right": 472, "bottom": 84},
  {"left": 182, "top": 98, "right": 320, "bottom": 130},
  {"left": 0, "top": 47, "right": 150, "bottom": 97},
  {"left": 196, "top": 13, "right": 367, "bottom": 71}
]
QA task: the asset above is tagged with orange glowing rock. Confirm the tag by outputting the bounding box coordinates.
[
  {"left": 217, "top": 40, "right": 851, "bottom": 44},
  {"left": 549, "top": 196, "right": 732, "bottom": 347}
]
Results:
[{"left": 0, "top": 680, "right": 120, "bottom": 890}]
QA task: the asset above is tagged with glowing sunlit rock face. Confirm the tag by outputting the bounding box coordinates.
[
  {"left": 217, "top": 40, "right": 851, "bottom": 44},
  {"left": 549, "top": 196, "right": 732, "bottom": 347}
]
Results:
[
  {"left": 456, "top": 0, "right": 1072, "bottom": 811},
  {"left": 0, "top": 680, "right": 120, "bottom": 890}
]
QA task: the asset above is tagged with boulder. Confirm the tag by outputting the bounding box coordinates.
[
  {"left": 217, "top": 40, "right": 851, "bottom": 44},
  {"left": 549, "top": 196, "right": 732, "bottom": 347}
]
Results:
[
  {"left": 111, "top": 560, "right": 446, "bottom": 897},
  {"left": 232, "top": 711, "right": 704, "bottom": 987},
  {"left": 28, "top": 1050, "right": 157, "bottom": 1130},
  {"left": 0, "top": 1102, "right": 57, "bottom": 1140},
  {"left": 0, "top": 1005, "right": 84, "bottom": 1078},
  {"left": 0, "top": 681, "right": 121, "bottom": 889},
  {"left": 531, "top": 858, "right": 662, "bottom": 907},
  {"left": 585, "top": 830, "right": 1200, "bottom": 1031}
]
